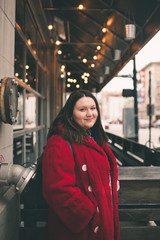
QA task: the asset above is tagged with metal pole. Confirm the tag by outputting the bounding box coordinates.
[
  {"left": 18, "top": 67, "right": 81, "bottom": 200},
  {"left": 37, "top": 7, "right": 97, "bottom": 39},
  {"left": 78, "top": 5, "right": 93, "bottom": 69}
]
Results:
[
  {"left": 133, "top": 57, "right": 139, "bottom": 142},
  {"left": 149, "top": 71, "right": 152, "bottom": 148}
]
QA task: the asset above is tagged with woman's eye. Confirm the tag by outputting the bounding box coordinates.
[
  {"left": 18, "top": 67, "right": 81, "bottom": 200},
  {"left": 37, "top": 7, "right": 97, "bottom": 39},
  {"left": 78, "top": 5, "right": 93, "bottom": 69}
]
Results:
[
  {"left": 80, "top": 108, "right": 85, "bottom": 111},
  {"left": 91, "top": 107, "right": 96, "bottom": 110}
]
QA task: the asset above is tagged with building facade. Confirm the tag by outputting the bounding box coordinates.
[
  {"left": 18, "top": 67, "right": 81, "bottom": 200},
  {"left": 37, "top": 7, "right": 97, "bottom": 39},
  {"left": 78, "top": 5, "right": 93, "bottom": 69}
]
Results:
[
  {"left": 0, "top": 1, "right": 64, "bottom": 239},
  {"left": 138, "top": 62, "right": 160, "bottom": 121}
]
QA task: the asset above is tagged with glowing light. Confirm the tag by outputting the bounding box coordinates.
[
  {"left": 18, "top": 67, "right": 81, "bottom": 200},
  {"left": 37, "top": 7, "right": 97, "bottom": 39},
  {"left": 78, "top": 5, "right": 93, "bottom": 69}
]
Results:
[
  {"left": 102, "top": 27, "right": 107, "bottom": 33},
  {"left": 61, "top": 65, "right": 65, "bottom": 72},
  {"left": 78, "top": 4, "right": 84, "bottom": 10},
  {"left": 48, "top": 25, "right": 53, "bottom": 30},
  {"left": 27, "top": 39, "right": 32, "bottom": 45},
  {"left": 25, "top": 79, "right": 28, "bottom": 83},
  {"left": 93, "top": 55, "right": 97, "bottom": 60},
  {"left": 82, "top": 58, "right": 87, "bottom": 63},
  {"left": 25, "top": 65, "right": 29, "bottom": 70},
  {"left": 76, "top": 84, "right": 80, "bottom": 88},
  {"left": 58, "top": 50, "right": 62, "bottom": 55},
  {"left": 107, "top": 18, "right": 113, "bottom": 26},
  {"left": 97, "top": 45, "right": 101, "bottom": 50},
  {"left": 67, "top": 83, "right": 71, "bottom": 88},
  {"left": 15, "top": 73, "right": 19, "bottom": 77},
  {"left": 60, "top": 74, "right": 64, "bottom": 78},
  {"left": 67, "top": 72, "right": 71, "bottom": 76},
  {"left": 91, "top": 63, "right": 95, "bottom": 68},
  {"left": 56, "top": 40, "right": 61, "bottom": 45}
]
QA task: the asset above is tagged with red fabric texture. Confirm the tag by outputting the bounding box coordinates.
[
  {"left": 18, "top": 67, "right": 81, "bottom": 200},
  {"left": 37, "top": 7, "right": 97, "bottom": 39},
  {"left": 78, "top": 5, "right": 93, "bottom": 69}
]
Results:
[{"left": 42, "top": 135, "right": 120, "bottom": 240}]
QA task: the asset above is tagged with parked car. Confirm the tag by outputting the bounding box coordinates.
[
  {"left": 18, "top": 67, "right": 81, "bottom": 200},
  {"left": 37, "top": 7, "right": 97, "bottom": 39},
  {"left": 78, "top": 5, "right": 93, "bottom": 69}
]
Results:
[
  {"left": 139, "top": 119, "right": 154, "bottom": 128},
  {"left": 154, "top": 119, "right": 160, "bottom": 128},
  {"left": 104, "top": 123, "right": 109, "bottom": 129}
]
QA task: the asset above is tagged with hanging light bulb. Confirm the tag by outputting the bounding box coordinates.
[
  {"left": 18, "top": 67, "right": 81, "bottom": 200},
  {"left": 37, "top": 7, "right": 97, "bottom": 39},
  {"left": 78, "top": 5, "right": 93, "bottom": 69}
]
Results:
[
  {"left": 48, "top": 25, "right": 53, "bottom": 30},
  {"left": 102, "top": 27, "right": 107, "bottom": 33},
  {"left": 58, "top": 50, "right": 62, "bottom": 55},
  {"left": 91, "top": 63, "right": 95, "bottom": 68},
  {"left": 82, "top": 58, "right": 87, "bottom": 63},
  {"left": 78, "top": 4, "right": 84, "bottom": 10},
  {"left": 55, "top": 40, "right": 61, "bottom": 45},
  {"left": 27, "top": 39, "right": 32, "bottom": 45},
  {"left": 93, "top": 55, "right": 97, "bottom": 60}
]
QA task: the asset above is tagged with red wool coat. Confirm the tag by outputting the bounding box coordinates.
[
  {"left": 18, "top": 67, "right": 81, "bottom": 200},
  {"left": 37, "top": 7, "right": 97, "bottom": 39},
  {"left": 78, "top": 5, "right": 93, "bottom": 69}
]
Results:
[{"left": 42, "top": 135, "right": 120, "bottom": 240}]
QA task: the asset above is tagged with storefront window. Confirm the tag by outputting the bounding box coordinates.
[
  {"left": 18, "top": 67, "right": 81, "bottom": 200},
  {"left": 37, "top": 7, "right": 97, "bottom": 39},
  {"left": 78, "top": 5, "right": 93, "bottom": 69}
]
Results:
[
  {"left": 14, "top": 0, "right": 47, "bottom": 165},
  {"left": 25, "top": 92, "right": 36, "bottom": 128},
  {"left": 26, "top": 49, "right": 37, "bottom": 89}
]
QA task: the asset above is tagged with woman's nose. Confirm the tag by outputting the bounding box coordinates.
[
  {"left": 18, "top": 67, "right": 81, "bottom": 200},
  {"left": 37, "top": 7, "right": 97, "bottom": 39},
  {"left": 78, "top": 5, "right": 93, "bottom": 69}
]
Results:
[{"left": 86, "top": 109, "right": 92, "bottom": 116}]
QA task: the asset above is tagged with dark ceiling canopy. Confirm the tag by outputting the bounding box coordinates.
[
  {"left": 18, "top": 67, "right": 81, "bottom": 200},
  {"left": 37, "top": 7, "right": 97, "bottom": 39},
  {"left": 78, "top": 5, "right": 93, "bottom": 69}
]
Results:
[{"left": 38, "top": 0, "right": 160, "bottom": 92}]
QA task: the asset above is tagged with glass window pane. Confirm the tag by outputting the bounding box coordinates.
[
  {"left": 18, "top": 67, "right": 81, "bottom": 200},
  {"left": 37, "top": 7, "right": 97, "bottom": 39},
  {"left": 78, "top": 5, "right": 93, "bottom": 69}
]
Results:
[
  {"left": 37, "top": 31, "right": 47, "bottom": 65},
  {"left": 13, "top": 87, "right": 24, "bottom": 130},
  {"left": 25, "top": 91, "right": 36, "bottom": 128},
  {"left": 13, "top": 136, "right": 23, "bottom": 165},
  {"left": 16, "top": 0, "right": 25, "bottom": 33},
  {"left": 14, "top": 31, "right": 25, "bottom": 80},
  {"left": 26, "top": 132, "right": 36, "bottom": 164},
  {"left": 25, "top": 6, "right": 37, "bottom": 55},
  {"left": 25, "top": 49, "right": 37, "bottom": 89}
]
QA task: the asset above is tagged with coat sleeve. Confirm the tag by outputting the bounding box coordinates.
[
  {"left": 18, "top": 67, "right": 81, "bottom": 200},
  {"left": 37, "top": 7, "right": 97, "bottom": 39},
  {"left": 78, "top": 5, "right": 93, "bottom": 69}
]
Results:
[{"left": 42, "top": 136, "right": 96, "bottom": 233}]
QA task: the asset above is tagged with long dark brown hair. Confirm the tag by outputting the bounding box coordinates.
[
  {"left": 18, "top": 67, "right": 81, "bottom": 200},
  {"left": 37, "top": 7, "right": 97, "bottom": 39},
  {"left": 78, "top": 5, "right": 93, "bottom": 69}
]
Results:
[{"left": 48, "top": 89, "right": 107, "bottom": 147}]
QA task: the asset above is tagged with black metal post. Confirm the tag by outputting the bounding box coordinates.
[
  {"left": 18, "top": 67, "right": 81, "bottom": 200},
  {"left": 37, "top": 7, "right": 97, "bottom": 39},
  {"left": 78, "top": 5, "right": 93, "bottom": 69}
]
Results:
[
  {"left": 133, "top": 57, "right": 139, "bottom": 142},
  {"left": 148, "top": 71, "right": 152, "bottom": 148}
]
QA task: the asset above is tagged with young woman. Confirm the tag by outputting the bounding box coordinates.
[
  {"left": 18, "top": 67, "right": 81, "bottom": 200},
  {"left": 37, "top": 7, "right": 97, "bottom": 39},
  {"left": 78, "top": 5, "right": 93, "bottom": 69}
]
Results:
[{"left": 42, "top": 89, "right": 120, "bottom": 240}]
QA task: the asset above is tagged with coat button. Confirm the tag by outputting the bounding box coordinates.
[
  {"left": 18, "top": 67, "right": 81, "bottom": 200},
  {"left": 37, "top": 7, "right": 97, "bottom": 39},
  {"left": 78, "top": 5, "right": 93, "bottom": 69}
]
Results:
[
  {"left": 82, "top": 164, "right": 87, "bottom": 171},
  {"left": 88, "top": 186, "right": 92, "bottom": 192},
  {"left": 94, "top": 226, "right": 99, "bottom": 233}
]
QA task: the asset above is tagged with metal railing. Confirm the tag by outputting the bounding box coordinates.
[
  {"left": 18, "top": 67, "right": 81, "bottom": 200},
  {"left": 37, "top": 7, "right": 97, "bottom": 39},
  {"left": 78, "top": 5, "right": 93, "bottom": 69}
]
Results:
[{"left": 106, "top": 132, "right": 160, "bottom": 166}]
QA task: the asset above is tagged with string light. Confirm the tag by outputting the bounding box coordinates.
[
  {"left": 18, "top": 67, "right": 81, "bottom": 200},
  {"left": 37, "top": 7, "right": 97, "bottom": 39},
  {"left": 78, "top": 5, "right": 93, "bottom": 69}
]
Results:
[
  {"left": 61, "top": 65, "right": 65, "bottom": 72},
  {"left": 58, "top": 50, "right": 62, "bottom": 55},
  {"left": 78, "top": 4, "right": 84, "bottom": 10},
  {"left": 97, "top": 45, "right": 101, "bottom": 50},
  {"left": 60, "top": 74, "right": 64, "bottom": 78},
  {"left": 55, "top": 40, "right": 61, "bottom": 45},
  {"left": 48, "top": 25, "right": 53, "bottom": 30},
  {"left": 102, "top": 27, "right": 107, "bottom": 33},
  {"left": 93, "top": 55, "right": 97, "bottom": 60},
  {"left": 25, "top": 65, "right": 29, "bottom": 70},
  {"left": 27, "top": 39, "right": 32, "bottom": 45},
  {"left": 82, "top": 58, "right": 87, "bottom": 63}
]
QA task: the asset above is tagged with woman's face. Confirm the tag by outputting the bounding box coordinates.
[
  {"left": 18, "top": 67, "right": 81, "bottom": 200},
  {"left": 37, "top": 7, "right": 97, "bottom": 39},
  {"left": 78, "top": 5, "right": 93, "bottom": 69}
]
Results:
[{"left": 73, "top": 96, "right": 98, "bottom": 130}]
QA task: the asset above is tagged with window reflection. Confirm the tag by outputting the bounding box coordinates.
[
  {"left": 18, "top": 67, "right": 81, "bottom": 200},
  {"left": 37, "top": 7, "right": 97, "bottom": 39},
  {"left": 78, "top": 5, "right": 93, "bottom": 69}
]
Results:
[
  {"left": 26, "top": 132, "right": 36, "bottom": 163},
  {"left": 25, "top": 92, "right": 36, "bottom": 128},
  {"left": 14, "top": 0, "right": 47, "bottom": 166},
  {"left": 13, "top": 87, "right": 24, "bottom": 130},
  {"left": 13, "top": 136, "right": 23, "bottom": 165}
]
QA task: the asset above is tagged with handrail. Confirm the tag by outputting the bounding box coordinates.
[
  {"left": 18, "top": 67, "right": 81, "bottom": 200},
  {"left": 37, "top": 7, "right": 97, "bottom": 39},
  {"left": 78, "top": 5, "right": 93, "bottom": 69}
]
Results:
[
  {"left": 14, "top": 77, "right": 45, "bottom": 99},
  {"left": 13, "top": 125, "right": 45, "bottom": 138},
  {"left": 106, "top": 132, "right": 160, "bottom": 166}
]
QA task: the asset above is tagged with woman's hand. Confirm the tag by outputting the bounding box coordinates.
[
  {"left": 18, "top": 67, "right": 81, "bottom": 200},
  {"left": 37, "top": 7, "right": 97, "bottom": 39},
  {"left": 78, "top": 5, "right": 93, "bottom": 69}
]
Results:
[{"left": 117, "top": 180, "right": 120, "bottom": 191}]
